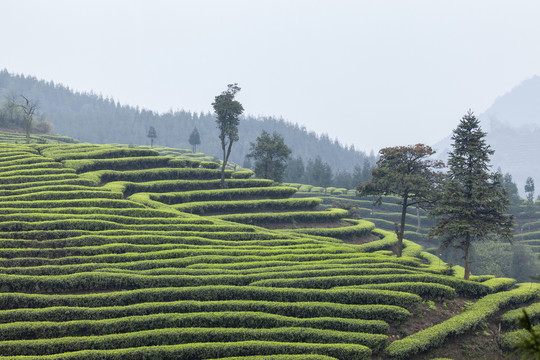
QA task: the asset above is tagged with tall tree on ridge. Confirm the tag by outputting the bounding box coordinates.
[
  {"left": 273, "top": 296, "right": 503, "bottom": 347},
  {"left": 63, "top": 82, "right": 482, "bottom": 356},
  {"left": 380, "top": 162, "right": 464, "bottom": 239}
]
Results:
[
  {"left": 212, "top": 83, "right": 244, "bottom": 188},
  {"left": 430, "top": 110, "right": 513, "bottom": 279}
]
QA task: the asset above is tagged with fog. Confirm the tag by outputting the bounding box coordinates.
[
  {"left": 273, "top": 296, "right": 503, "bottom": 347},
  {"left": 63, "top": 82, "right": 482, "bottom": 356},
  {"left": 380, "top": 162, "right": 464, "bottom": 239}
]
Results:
[{"left": 2, "top": 0, "right": 540, "bottom": 152}]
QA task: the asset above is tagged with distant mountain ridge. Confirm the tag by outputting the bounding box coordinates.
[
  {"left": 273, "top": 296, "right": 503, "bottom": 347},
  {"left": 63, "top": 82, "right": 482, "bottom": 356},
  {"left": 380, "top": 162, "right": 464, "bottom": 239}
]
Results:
[
  {"left": 434, "top": 75, "right": 540, "bottom": 194},
  {"left": 0, "top": 69, "right": 375, "bottom": 173}
]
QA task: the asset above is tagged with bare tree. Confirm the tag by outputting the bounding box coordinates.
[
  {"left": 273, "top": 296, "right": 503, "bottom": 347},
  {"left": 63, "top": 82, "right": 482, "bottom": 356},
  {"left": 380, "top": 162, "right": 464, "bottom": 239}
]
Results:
[{"left": 17, "top": 95, "right": 38, "bottom": 144}]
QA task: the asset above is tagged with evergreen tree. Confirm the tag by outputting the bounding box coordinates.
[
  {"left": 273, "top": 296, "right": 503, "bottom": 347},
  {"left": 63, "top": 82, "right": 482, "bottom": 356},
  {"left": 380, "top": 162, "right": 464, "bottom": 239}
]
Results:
[
  {"left": 212, "top": 83, "right": 244, "bottom": 188},
  {"left": 242, "top": 156, "right": 252, "bottom": 170},
  {"left": 430, "top": 110, "right": 513, "bottom": 279},
  {"left": 305, "top": 156, "right": 332, "bottom": 187},
  {"left": 188, "top": 127, "right": 201, "bottom": 152},
  {"left": 502, "top": 172, "right": 521, "bottom": 216},
  {"left": 525, "top": 176, "right": 536, "bottom": 217},
  {"left": 284, "top": 156, "right": 305, "bottom": 183},
  {"left": 358, "top": 144, "right": 444, "bottom": 257},
  {"left": 246, "top": 130, "right": 291, "bottom": 182},
  {"left": 147, "top": 126, "right": 157, "bottom": 147}
]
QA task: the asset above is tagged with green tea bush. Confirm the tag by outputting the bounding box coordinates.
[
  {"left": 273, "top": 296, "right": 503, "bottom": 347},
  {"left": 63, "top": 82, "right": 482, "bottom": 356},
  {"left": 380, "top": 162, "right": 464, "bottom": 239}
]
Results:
[
  {"left": 250, "top": 273, "right": 490, "bottom": 297},
  {"left": 0, "top": 327, "right": 387, "bottom": 356},
  {"left": 0, "top": 341, "right": 371, "bottom": 360},
  {"left": 293, "top": 220, "right": 375, "bottom": 239},
  {"left": 385, "top": 283, "right": 540, "bottom": 359},
  {"left": 0, "top": 299, "right": 408, "bottom": 324},
  {"left": 0, "top": 312, "right": 388, "bottom": 341},
  {"left": 0, "top": 285, "right": 420, "bottom": 310},
  {"left": 150, "top": 186, "right": 298, "bottom": 204},
  {"left": 213, "top": 208, "right": 348, "bottom": 225},
  {"left": 175, "top": 198, "right": 321, "bottom": 215},
  {"left": 501, "top": 302, "right": 540, "bottom": 329}
]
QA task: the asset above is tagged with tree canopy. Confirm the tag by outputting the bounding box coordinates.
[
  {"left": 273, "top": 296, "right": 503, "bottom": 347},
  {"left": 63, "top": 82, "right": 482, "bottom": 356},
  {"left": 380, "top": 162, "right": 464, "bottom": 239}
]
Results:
[
  {"left": 188, "top": 127, "right": 201, "bottom": 153},
  {"left": 247, "top": 130, "right": 291, "bottom": 182},
  {"left": 429, "top": 110, "right": 513, "bottom": 279},
  {"left": 147, "top": 126, "right": 157, "bottom": 147},
  {"left": 212, "top": 83, "right": 244, "bottom": 188},
  {"left": 357, "top": 144, "right": 444, "bottom": 257}
]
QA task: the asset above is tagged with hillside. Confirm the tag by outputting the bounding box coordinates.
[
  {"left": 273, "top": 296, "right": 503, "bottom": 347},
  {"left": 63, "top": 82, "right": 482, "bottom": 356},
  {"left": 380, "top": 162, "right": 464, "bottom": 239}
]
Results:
[
  {"left": 0, "top": 70, "right": 375, "bottom": 173},
  {"left": 0, "top": 134, "right": 537, "bottom": 359}
]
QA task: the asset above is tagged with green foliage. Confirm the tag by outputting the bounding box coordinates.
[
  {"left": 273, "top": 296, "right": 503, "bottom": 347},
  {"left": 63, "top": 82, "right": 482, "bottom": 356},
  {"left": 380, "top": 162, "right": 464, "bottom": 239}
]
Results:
[
  {"left": 429, "top": 111, "right": 514, "bottom": 279},
  {"left": 213, "top": 208, "right": 348, "bottom": 226},
  {"left": 247, "top": 130, "right": 291, "bottom": 182},
  {"left": 0, "top": 341, "right": 372, "bottom": 360},
  {"left": 502, "top": 302, "right": 540, "bottom": 330},
  {"left": 386, "top": 283, "right": 540, "bottom": 359},
  {"left": 147, "top": 126, "right": 157, "bottom": 147},
  {"left": 357, "top": 144, "right": 443, "bottom": 257},
  {"left": 213, "top": 83, "right": 244, "bottom": 187},
  {"left": 188, "top": 127, "right": 201, "bottom": 152}
]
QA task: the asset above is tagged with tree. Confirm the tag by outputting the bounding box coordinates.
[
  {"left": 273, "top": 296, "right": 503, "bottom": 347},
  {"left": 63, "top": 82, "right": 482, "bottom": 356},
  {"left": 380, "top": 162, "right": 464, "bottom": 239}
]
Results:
[
  {"left": 357, "top": 144, "right": 444, "bottom": 257},
  {"left": 284, "top": 156, "right": 305, "bottom": 183},
  {"left": 525, "top": 177, "right": 536, "bottom": 217},
  {"left": 147, "top": 126, "right": 157, "bottom": 147},
  {"left": 305, "top": 156, "right": 332, "bottom": 187},
  {"left": 212, "top": 83, "right": 244, "bottom": 188},
  {"left": 503, "top": 172, "right": 522, "bottom": 216},
  {"left": 188, "top": 127, "right": 201, "bottom": 152},
  {"left": 246, "top": 130, "right": 291, "bottom": 182},
  {"left": 429, "top": 110, "right": 513, "bottom": 280},
  {"left": 17, "top": 95, "right": 38, "bottom": 144}
]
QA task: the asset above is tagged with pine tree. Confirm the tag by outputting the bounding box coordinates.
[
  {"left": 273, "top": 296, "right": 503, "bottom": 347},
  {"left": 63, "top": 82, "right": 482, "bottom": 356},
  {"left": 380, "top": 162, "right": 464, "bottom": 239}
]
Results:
[{"left": 430, "top": 110, "right": 513, "bottom": 279}]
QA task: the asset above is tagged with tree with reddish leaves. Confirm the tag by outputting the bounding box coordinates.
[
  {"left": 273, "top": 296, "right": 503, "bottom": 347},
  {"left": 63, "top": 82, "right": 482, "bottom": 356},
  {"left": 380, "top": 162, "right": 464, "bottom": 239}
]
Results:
[{"left": 357, "top": 144, "right": 444, "bottom": 257}]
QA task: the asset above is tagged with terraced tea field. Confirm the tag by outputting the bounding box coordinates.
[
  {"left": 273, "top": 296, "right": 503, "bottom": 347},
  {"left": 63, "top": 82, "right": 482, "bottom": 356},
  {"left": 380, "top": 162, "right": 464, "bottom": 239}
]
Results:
[{"left": 0, "top": 141, "right": 538, "bottom": 359}]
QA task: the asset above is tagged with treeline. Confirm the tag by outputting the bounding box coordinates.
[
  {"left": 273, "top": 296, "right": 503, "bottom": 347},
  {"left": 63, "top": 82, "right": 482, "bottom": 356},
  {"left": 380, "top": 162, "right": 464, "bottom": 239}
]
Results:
[
  {"left": 0, "top": 70, "right": 376, "bottom": 172},
  {"left": 274, "top": 156, "right": 373, "bottom": 188}
]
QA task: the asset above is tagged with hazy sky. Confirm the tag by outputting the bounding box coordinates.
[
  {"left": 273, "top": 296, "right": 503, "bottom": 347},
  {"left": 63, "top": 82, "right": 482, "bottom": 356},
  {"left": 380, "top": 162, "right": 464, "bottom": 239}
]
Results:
[{"left": 2, "top": 0, "right": 540, "bottom": 153}]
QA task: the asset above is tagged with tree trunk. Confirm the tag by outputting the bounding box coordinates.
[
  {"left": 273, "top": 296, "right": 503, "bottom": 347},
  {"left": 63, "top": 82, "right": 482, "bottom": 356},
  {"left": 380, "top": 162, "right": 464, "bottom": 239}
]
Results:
[
  {"left": 464, "top": 235, "right": 471, "bottom": 280},
  {"left": 25, "top": 117, "right": 31, "bottom": 144},
  {"left": 416, "top": 207, "right": 421, "bottom": 232},
  {"left": 397, "top": 194, "right": 408, "bottom": 257}
]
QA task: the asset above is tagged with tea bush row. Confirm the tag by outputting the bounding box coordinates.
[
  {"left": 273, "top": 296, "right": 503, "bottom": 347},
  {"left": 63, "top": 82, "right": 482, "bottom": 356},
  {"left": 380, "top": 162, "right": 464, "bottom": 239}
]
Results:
[
  {"left": 291, "top": 220, "right": 374, "bottom": 239},
  {"left": 0, "top": 311, "right": 389, "bottom": 341},
  {"left": 0, "top": 299, "right": 409, "bottom": 324},
  {"left": 175, "top": 198, "right": 322, "bottom": 215},
  {"left": 385, "top": 283, "right": 540, "bottom": 359},
  {"left": 0, "top": 285, "right": 421, "bottom": 310},
  {"left": 251, "top": 273, "right": 491, "bottom": 297},
  {"left": 149, "top": 186, "right": 298, "bottom": 204},
  {"left": 213, "top": 208, "right": 348, "bottom": 225},
  {"left": 0, "top": 326, "right": 387, "bottom": 357},
  {"left": 501, "top": 302, "right": 540, "bottom": 329},
  {"left": 0, "top": 341, "right": 371, "bottom": 360}
]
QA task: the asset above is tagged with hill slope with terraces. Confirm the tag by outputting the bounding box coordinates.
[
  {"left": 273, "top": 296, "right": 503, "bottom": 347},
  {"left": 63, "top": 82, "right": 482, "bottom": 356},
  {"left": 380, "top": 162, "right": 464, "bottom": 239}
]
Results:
[{"left": 0, "top": 134, "right": 537, "bottom": 359}]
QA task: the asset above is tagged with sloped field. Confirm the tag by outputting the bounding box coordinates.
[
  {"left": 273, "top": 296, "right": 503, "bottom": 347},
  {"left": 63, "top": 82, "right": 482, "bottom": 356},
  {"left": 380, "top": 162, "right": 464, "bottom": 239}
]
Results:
[{"left": 0, "top": 142, "right": 538, "bottom": 359}]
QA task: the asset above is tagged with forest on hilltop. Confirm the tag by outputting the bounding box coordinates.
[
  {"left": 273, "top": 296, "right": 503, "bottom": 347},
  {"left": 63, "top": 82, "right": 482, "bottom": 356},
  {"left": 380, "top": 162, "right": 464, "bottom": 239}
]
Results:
[{"left": 0, "top": 70, "right": 376, "bottom": 181}]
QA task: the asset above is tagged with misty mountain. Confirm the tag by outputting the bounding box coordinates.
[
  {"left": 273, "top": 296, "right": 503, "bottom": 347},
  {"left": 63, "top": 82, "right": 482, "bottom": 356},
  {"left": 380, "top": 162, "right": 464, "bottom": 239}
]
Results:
[
  {"left": 0, "top": 70, "right": 375, "bottom": 173},
  {"left": 434, "top": 75, "right": 540, "bottom": 194}
]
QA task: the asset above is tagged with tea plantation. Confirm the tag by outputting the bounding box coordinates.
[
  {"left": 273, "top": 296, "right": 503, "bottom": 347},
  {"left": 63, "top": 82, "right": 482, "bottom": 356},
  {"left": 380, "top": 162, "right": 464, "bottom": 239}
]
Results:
[{"left": 0, "top": 136, "right": 538, "bottom": 359}]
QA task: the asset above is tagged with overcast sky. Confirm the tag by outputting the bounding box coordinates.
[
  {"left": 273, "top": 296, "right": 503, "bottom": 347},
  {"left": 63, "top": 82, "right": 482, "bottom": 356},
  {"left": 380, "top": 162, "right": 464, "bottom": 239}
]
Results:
[{"left": 2, "top": 0, "right": 540, "bottom": 153}]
